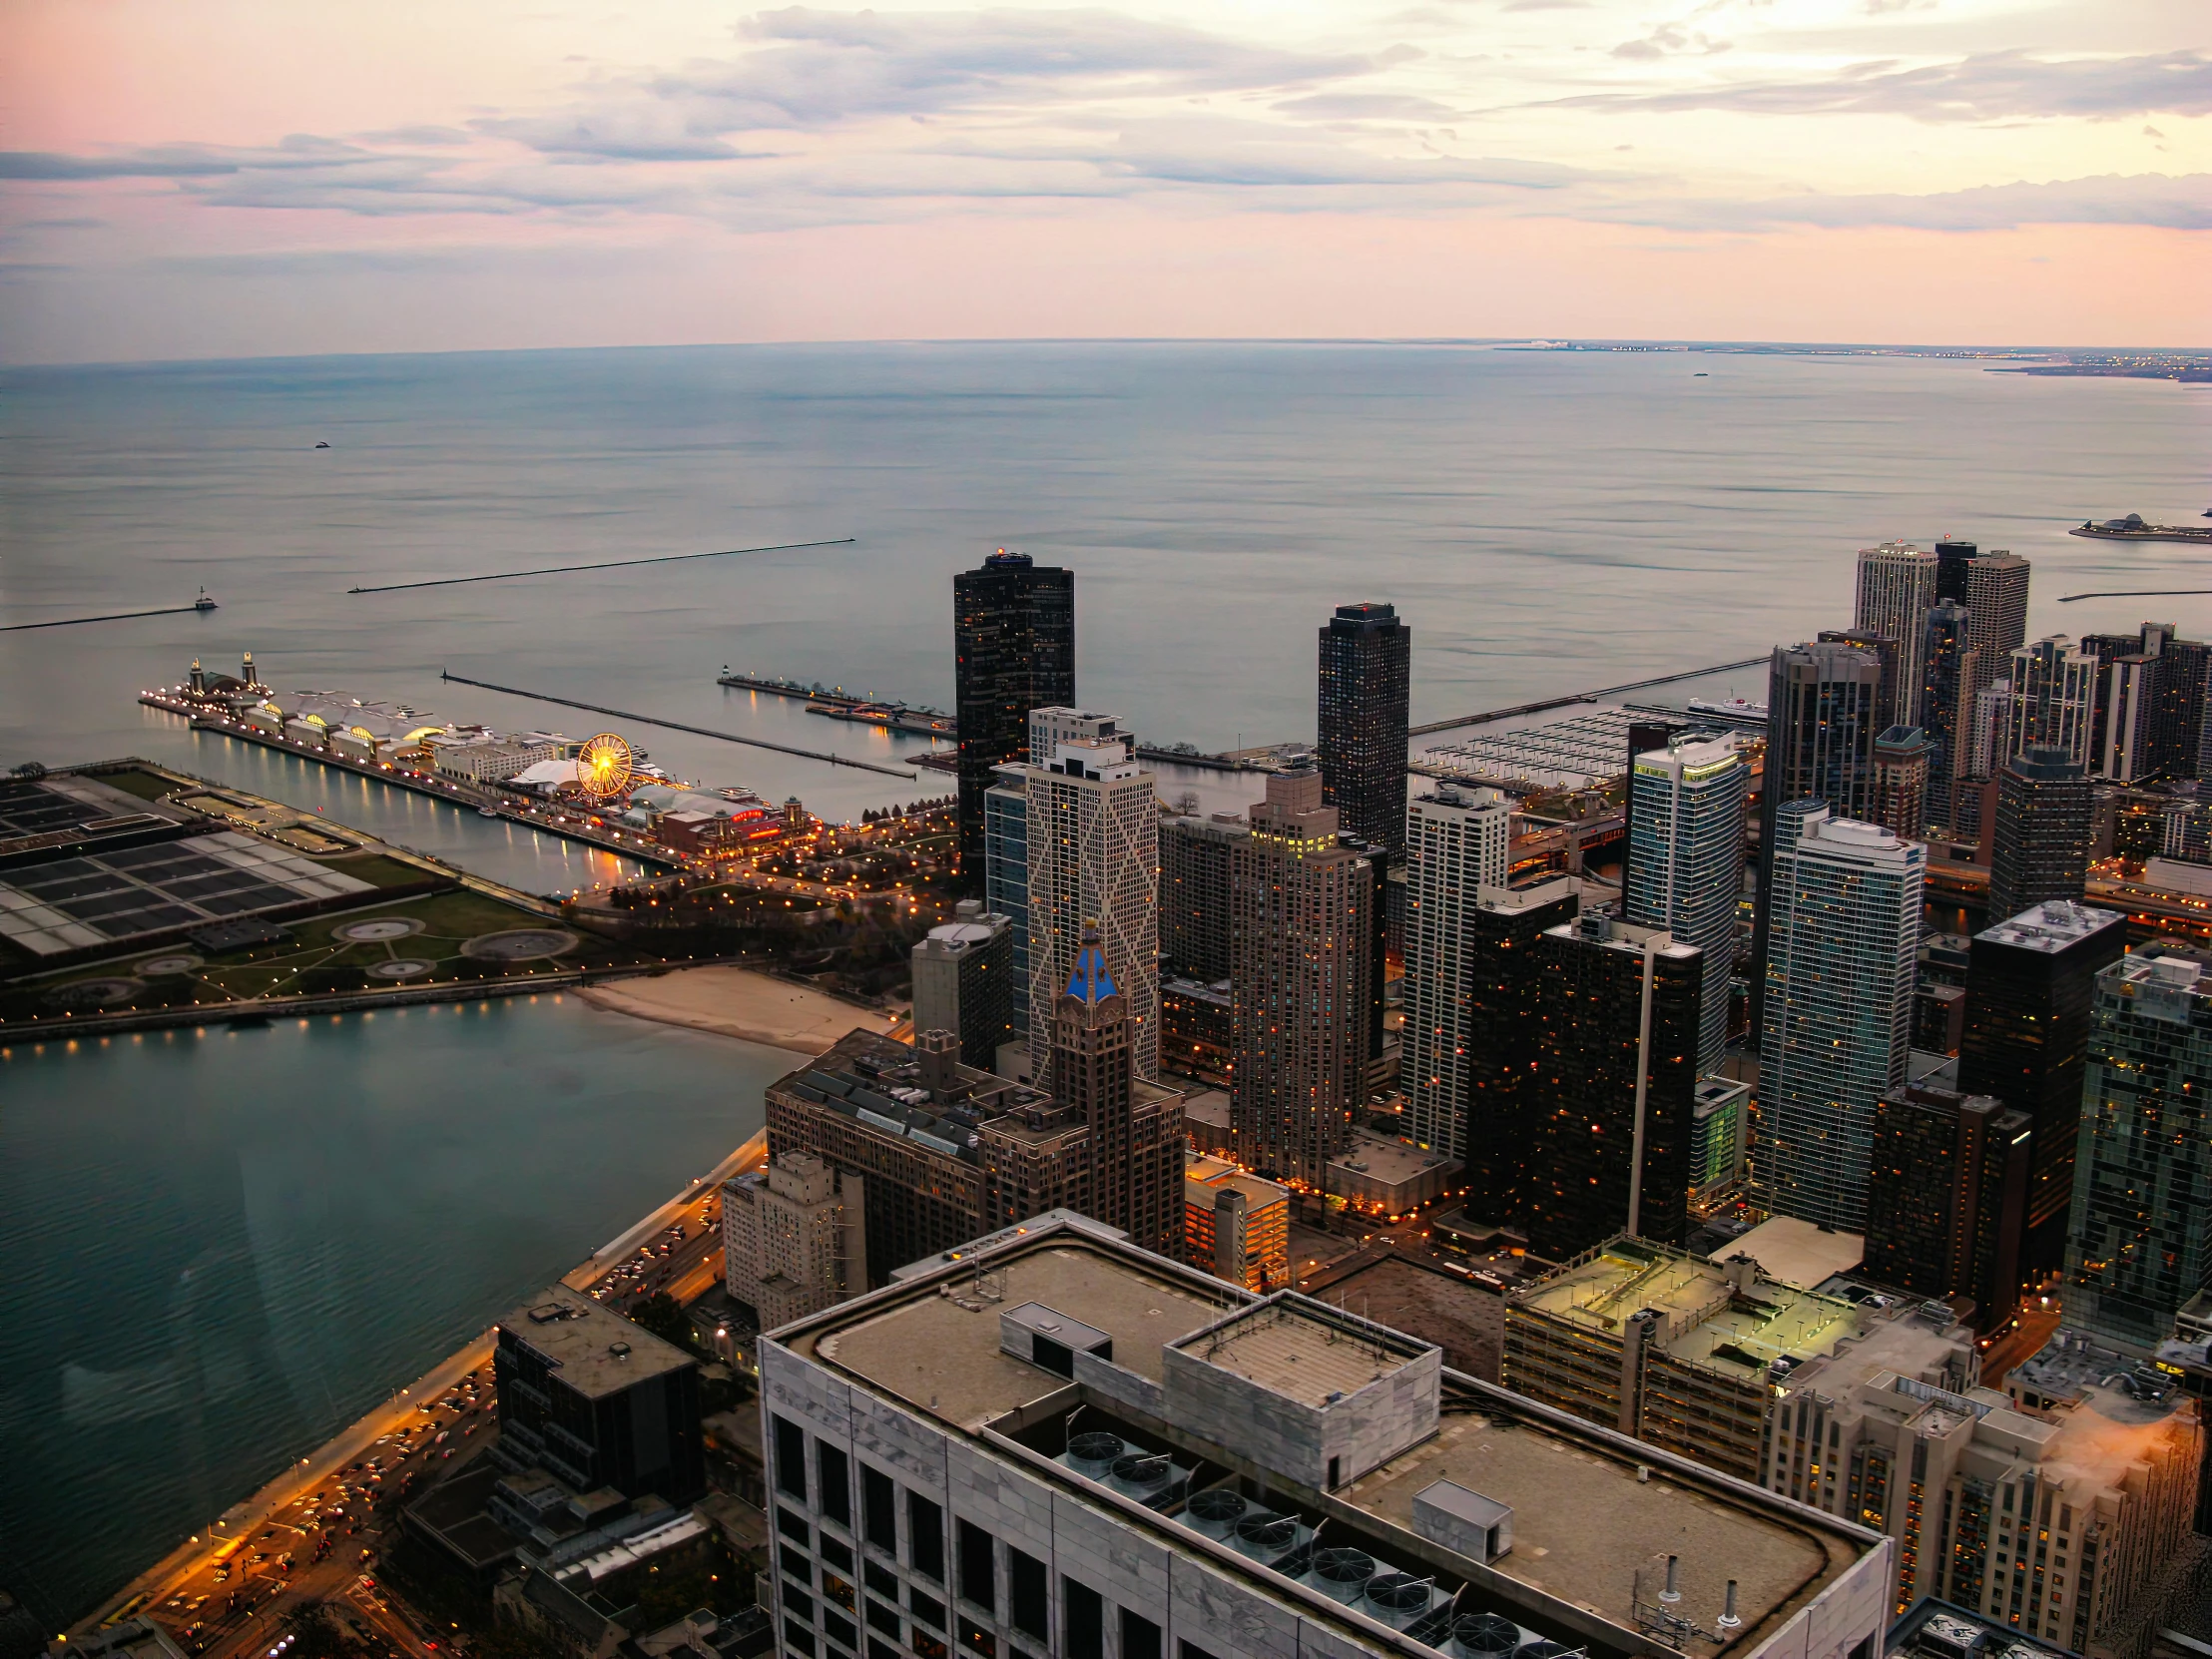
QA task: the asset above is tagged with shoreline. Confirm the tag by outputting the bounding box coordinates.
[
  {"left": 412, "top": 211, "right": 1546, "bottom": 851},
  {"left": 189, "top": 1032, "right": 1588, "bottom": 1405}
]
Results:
[
  {"left": 575, "top": 961, "right": 891, "bottom": 1054},
  {"left": 78, "top": 1130, "right": 771, "bottom": 1640}
]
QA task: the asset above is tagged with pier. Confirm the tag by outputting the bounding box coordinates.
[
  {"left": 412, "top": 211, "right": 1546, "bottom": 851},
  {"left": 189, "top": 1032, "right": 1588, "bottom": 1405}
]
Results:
[
  {"left": 1408, "top": 656, "right": 1769, "bottom": 738},
  {"left": 446, "top": 671, "right": 922, "bottom": 778},
  {"left": 139, "top": 691, "right": 684, "bottom": 869}
]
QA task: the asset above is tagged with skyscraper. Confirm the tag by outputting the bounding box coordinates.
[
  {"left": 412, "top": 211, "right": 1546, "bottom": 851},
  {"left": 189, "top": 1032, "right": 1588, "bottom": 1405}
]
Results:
[
  {"left": 982, "top": 767, "right": 1030, "bottom": 1036},
  {"left": 1160, "top": 812, "right": 1246, "bottom": 982},
  {"left": 1013, "top": 711, "right": 1159, "bottom": 1085},
  {"left": 1918, "top": 601, "right": 1978, "bottom": 831},
  {"left": 1754, "top": 805, "right": 1924, "bottom": 1229},
  {"left": 1817, "top": 627, "right": 1902, "bottom": 741},
  {"left": 910, "top": 902, "right": 1016, "bottom": 1069},
  {"left": 2003, "top": 637, "right": 2097, "bottom": 766},
  {"left": 1052, "top": 929, "right": 1183, "bottom": 1258},
  {"left": 1226, "top": 769, "right": 1375, "bottom": 1189},
  {"left": 1957, "top": 899, "right": 2125, "bottom": 1280},
  {"left": 1751, "top": 640, "right": 1884, "bottom": 1020},
  {"left": 1869, "top": 725, "right": 1932, "bottom": 840},
  {"left": 1862, "top": 1085, "right": 2030, "bottom": 1333},
  {"left": 1985, "top": 748, "right": 2092, "bottom": 924},
  {"left": 1402, "top": 782, "right": 1512, "bottom": 1155},
  {"left": 1461, "top": 875, "right": 1580, "bottom": 1224},
  {"left": 954, "top": 550, "right": 1074, "bottom": 873},
  {"left": 1316, "top": 602, "right": 1411, "bottom": 854},
  {"left": 2087, "top": 622, "right": 2212, "bottom": 784},
  {"left": 2066, "top": 950, "right": 2212, "bottom": 1351},
  {"left": 1624, "top": 733, "right": 1748, "bottom": 1075},
  {"left": 1526, "top": 912, "right": 1702, "bottom": 1257},
  {"left": 1935, "top": 543, "right": 2031, "bottom": 684},
  {"left": 1855, "top": 541, "right": 1938, "bottom": 730}
]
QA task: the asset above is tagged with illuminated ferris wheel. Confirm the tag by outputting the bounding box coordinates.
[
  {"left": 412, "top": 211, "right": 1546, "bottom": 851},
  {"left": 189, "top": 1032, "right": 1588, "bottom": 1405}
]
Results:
[{"left": 576, "top": 733, "right": 635, "bottom": 801}]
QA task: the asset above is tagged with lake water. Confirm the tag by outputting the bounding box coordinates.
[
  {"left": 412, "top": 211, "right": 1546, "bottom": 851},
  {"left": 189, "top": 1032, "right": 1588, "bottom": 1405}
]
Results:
[
  {"left": 0, "top": 995, "right": 784, "bottom": 1625},
  {"left": 1, "top": 342, "right": 2205, "bottom": 1621}
]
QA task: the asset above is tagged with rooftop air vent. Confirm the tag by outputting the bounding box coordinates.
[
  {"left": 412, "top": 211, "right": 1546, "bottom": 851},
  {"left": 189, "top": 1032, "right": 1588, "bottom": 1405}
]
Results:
[
  {"left": 1452, "top": 1614, "right": 1523, "bottom": 1659},
  {"left": 1309, "top": 1547, "right": 1378, "bottom": 1603},
  {"left": 1183, "top": 1489, "right": 1246, "bottom": 1538},
  {"left": 1362, "top": 1573, "right": 1435, "bottom": 1630},
  {"left": 1066, "top": 1432, "right": 1125, "bottom": 1479}
]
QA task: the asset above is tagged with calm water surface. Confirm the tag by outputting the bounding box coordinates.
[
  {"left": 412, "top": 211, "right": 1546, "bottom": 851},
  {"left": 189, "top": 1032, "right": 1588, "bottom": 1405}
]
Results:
[
  {"left": 0, "top": 996, "right": 782, "bottom": 1624},
  {"left": 1, "top": 343, "right": 2205, "bottom": 1620}
]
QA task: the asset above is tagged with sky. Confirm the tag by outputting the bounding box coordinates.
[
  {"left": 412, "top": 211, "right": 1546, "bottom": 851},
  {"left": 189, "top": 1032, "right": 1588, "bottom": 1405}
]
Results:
[{"left": 0, "top": 0, "right": 2206, "bottom": 361}]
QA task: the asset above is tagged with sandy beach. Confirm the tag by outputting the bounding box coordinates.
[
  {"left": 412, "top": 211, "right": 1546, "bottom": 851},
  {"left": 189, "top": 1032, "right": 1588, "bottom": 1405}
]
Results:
[{"left": 579, "top": 964, "right": 890, "bottom": 1054}]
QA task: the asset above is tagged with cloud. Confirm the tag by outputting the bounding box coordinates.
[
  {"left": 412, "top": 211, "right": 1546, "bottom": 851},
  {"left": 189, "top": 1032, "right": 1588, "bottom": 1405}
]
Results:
[
  {"left": 1612, "top": 26, "right": 1733, "bottom": 60},
  {"left": 1549, "top": 48, "right": 2212, "bottom": 122},
  {"left": 634, "top": 7, "right": 1376, "bottom": 134},
  {"left": 1272, "top": 92, "right": 1464, "bottom": 122},
  {"left": 1608, "top": 171, "right": 2212, "bottom": 232}
]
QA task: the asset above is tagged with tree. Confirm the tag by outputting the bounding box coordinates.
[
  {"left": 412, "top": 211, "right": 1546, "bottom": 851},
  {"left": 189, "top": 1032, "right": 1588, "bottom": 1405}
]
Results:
[{"left": 630, "top": 1293, "right": 695, "bottom": 1353}]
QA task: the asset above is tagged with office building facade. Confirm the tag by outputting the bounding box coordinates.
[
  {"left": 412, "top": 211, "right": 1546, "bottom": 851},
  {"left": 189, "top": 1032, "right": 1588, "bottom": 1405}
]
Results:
[
  {"left": 1051, "top": 931, "right": 1183, "bottom": 1259},
  {"left": 2086, "top": 622, "right": 2212, "bottom": 785},
  {"left": 984, "top": 767, "right": 1031, "bottom": 1037},
  {"left": 1753, "top": 641, "right": 1885, "bottom": 1018},
  {"left": 761, "top": 1216, "right": 1894, "bottom": 1659},
  {"left": 1227, "top": 770, "right": 1375, "bottom": 1190},
  {"left": 1919, "top": 601, "right": 1979, "bottom": 832},
  {"left": 911, "top": 902, "right": 1016, "bottom": 1069},
  {"left": 1185, "top": 1154, "right": 1293, "bottom": 1291},
  {"left": 1012, "top": 713, "right": 1159, "bottom": 1086},
  {"left": 1855, "top": 541, "right": 1939, "bottom": 733},
  {"left": 1160, "top": 813, "right": 1245, "bottom": 983},
  {"left": 1527, "top": 914, "right": 1702, "bottom": 1258},
  {"left": 1870, "top": 726, "right": 1932, "bottom": 841},
  {"left": 955, "top": 550, "right": 1075, "bottom": 873},
  {"left": 1316, "top": 601, "right": 1411, "bottom": 854},
  {"left": 1401, "top": 783, "right": 1512, "bottom": 1156},
  {"left": 726, "top": 1151, "right": 868, "bottom": 1333},
  {"left": 1460, "top": 876, "right": 1581, "bottom": 1226},
  {"left": 1985, "top": 750, "right": 2093, "bottom": 926},
  {"left": 2004, "top": 638, "right": 2097, "bottom": 768},
  {"left": 1958, "top": 900, "right": 2126, "bottom": 1282},
  {"left": 1862, "top": 1085, "right": 2030, "bottom": 1333},
  {"left": 1624, "top": 734, "right": 1748, "bottom": 1075},
  {"left": 494, "top": 1285, "right": 706, "bottom": 1506},
  {"left": 1754, "top": 806, "right": 1924, "bottom": 1230},
  {"left": 2067, "top": 951, "right": 2212, "bottom": 1352}
]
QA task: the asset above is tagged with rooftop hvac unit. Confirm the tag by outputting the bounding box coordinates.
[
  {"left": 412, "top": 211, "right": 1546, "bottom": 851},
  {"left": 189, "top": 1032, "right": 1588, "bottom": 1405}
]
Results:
[
  {"left": 1308, "top": 1547, "right": 1378, "bottom": 1604},
  {"left": 1361, "top": 1573, "right": 1435, "bottom": 1630},
  {"left": 1066, "top": 1432, "right": 1126, "bottom": 1479},
  {"left": 1452, "top": 1613, "right": 1523, "bottom": 1659},
  {"left": 1231, "top": 1511, "right": 1305, "bottom": 1562},
  {"left": 1111, "top": 1451, "right": 1176, "bottom": 1498},
  {"left": 1183, "top": 1489, "right": 1247, "bottom": 1538},
  {"left": 1518, "top": 1642, "right": 1581, "bottom": 1659}
]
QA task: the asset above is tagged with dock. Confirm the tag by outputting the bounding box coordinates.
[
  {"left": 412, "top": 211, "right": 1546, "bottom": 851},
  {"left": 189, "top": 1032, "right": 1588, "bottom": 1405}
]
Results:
[
  {"left": 1408, "top": 656, "right": 1769, "bottom": 739},
  {"left": 139, "top": 692, "right": 683, "bottom": 870}
]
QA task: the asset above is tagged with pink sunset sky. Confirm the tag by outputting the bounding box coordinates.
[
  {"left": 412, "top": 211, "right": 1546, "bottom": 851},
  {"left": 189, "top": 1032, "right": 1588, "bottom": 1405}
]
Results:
[{"left": 1, "top": 0, "right": 2205, "bottom": 361}]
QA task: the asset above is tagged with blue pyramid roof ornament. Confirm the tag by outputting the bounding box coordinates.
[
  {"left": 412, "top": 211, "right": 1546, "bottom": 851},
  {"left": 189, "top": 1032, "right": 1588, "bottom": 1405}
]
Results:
[{"left": 1066, "top": 928, "right": 1117, "bottom": 1003}]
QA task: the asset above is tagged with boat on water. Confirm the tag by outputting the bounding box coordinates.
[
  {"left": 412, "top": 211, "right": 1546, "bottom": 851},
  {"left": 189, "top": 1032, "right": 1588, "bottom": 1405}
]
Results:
[
  {"left": 477, "top": 806, "right": 499, "bottom": 818},
  {"left": 2069, "top": 513, "right": 2212, "bottom": 545},
  {"left": 193, "top": 587, "right": 217, "bottom": 612}
]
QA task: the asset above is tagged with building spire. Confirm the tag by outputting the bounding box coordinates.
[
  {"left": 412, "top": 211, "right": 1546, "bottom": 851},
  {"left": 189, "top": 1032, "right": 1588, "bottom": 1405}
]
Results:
[{"left": 1064, "top": 924, "right": 1116, "bottom": 1004}]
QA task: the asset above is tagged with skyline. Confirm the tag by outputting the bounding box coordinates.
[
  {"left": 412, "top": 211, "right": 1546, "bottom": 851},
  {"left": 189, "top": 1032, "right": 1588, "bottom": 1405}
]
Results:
[{"left": 2, "top": 0, "right": 2206, "bottom": 363}]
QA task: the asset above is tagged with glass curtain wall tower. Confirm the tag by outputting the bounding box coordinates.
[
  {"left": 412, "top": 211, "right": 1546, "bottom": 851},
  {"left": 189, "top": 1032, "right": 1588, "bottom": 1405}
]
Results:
[
  {"left": 1316, "top": 603, "right": 1412, "bottom": 855},
  {"left": 1754, "top": 804, "right": 1924, "bottom": 1229},
  {"left": 955, "top": 551, "right": 1075, "bottom": 875},
  {"left": 1624, "top": 734, "right": 1749, "bottom": 1075}
]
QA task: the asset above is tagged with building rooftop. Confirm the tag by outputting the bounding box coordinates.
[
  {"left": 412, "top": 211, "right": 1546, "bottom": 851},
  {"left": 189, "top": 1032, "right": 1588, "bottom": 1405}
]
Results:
[
  {"left": 1328, "top": 1132, "right": 1456, "bottom": 1189},
  {"left": 1976, "top": 898, "right": 2124, "bottom": 950},
  {"left": 499, "top": 1284, "right": 695, "bottom": 1398},
  {"left": 806, "top": 1238, "right": 1230, "bottom": 1430},
  {"left": 1711, "top": 1216, "right": 1865, "bottom": 1290},
  {"left": 781, "top": 1220, "right": 1884, "bottom": 1659},
  {"left": 1170, "top": 1297, "right": 1433, "bottom": 1409},
  {"left": 1515, "top": 1238, "right": 1865, "bottom": 1386},
  {"left": 1348, "top": 1405, "right": 1828, "bottom": 1641}
]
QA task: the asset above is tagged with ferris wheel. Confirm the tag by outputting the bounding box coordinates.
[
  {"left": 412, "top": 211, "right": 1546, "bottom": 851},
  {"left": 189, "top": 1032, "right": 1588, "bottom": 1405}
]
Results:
[{"left": 576, "top": 733, "right": 635, "bottom": 801}]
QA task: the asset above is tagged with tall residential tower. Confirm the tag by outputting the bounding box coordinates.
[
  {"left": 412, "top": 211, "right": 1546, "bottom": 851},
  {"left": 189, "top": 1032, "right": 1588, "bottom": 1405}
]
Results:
[
  {"left": 954, "top": 550, "right": 1075, "bottom": 873},
  {"left": 1316, "top": 602, "right": 1411, "bottom": 854}
]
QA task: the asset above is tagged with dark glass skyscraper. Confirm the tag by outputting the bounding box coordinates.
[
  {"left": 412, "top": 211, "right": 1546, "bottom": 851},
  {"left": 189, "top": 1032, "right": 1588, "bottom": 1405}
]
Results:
[
  {"left": 1316, "top": 602, "right": 1411, "bottom": 854},
  {"left": 1957, "top": 899, "right": 2126, "bottom": 1281},
  {"left": 2066, "top": 950, "right": 2212, "bottom": 1350},
  {"left": 954, "top": 550, "right": 1074, "bottom": 874},
  {"left": 1863, "top": 1084, "right": 2030, "bottom": 1333},
  {"left": 1919, "top": 601, "right": 1977, "bottom": 831},
  {"left": 1460, "top": 875, "right": 1580, "bottom": 1222},
  {"left": 1525, "top": 912, "right": 1701, "bottom": 1259},
  {"left": 1985, "top": 748, "right": 2092, "bottom": 924},
  {"left": 1750, "top": 639, "right": 1883, "bottom": 1020}
]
